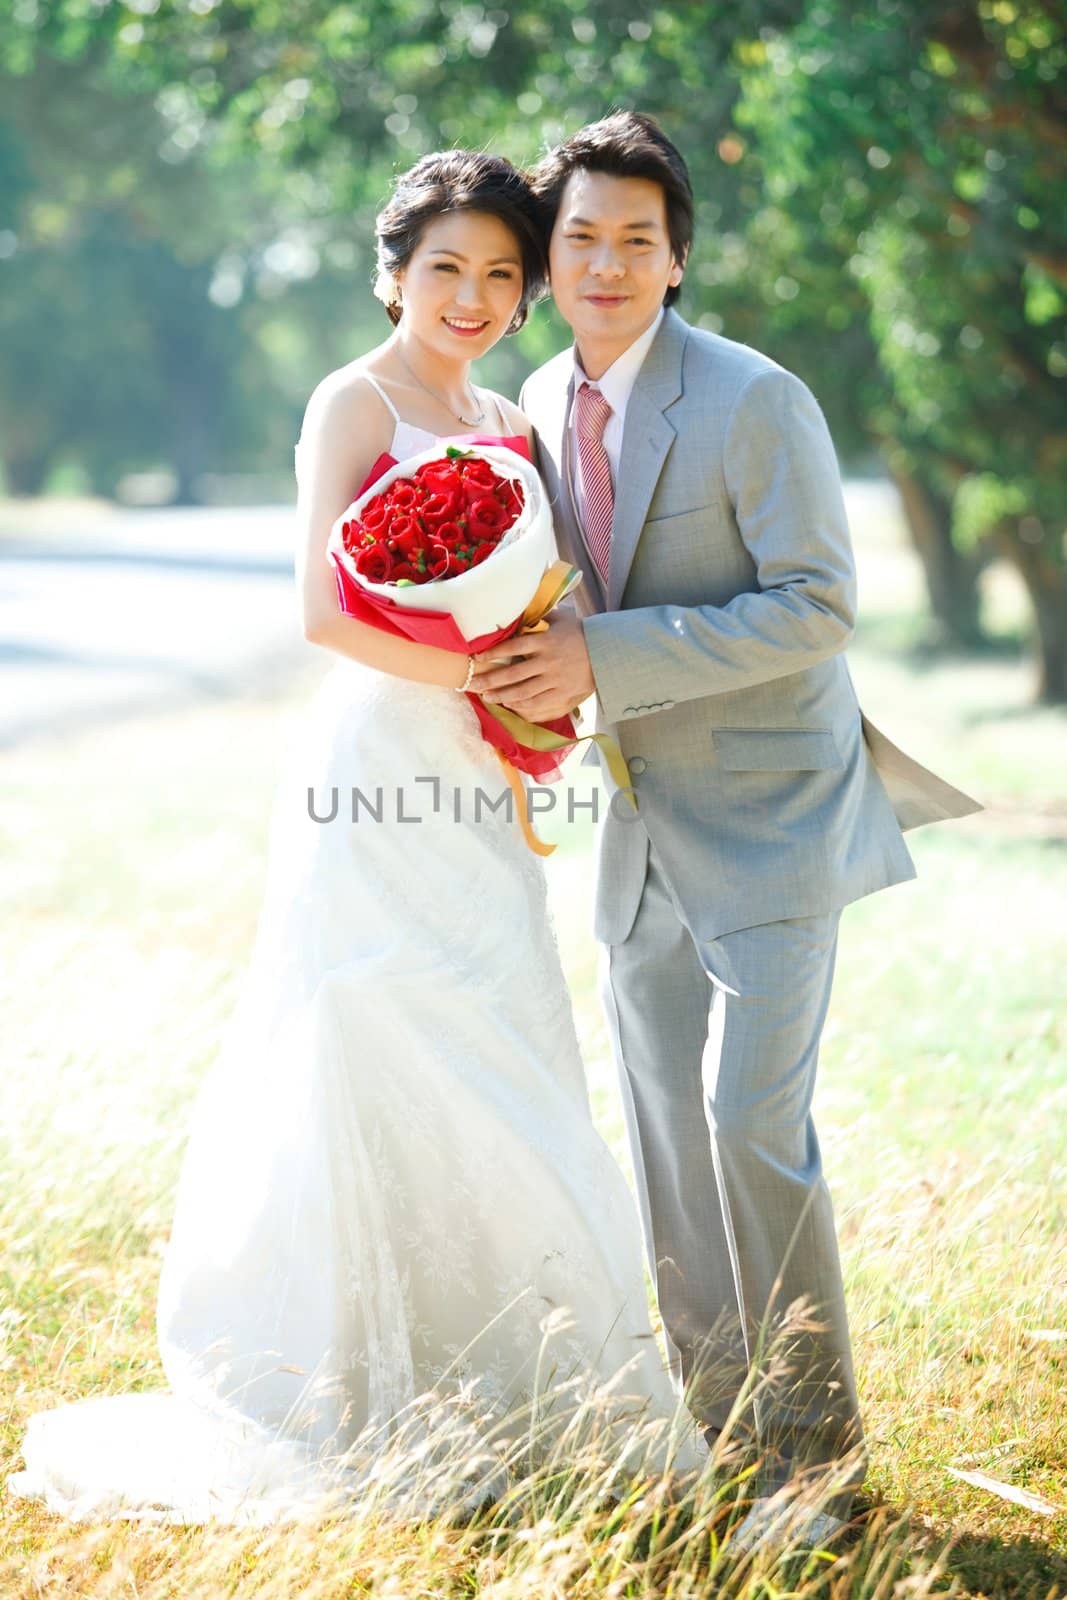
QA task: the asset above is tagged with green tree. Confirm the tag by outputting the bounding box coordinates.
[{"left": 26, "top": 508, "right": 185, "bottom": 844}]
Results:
[
  {"left": 0, "top": 57, "right": 266, "bottom": 499},
  {"left": 4, "top": 1, "right": 1063, "bottom": 697},
  {"left": 0, "top": 2, "right": 779, "bottom": 494},
  {"left": 736, "top": 1, "right": 1067, "bottom": 699}
]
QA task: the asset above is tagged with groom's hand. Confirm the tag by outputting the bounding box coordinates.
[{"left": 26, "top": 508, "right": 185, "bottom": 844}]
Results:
[{"left": 469, "top": 611, "right": 596, "bottom": 722}]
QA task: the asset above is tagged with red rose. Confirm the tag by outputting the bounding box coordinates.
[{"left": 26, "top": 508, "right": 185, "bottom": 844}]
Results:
[
  {"left": 423, "top": 476, "right": 464, "bottom": 507},
  {"left": 415, "top": 460, "right": 462, "bottom": 494},
  {"left": 359, "top": 494, "right": 390, "bottom": 530},
  {"left": 469, "top": 542, "right": 496, "bottom": 567},
  {"left": 466, "top": 496, "right": 510, "bottom": 539},
  {"left": 387, "top": 481, "right": 419, "bottom": 511},
  {"left": 497, "top": 481, "right": 524, "bottom": 518},
  {"left": 415, "top": 457, "right": 454, "bottom": 479},
  {"left": 426, "top": 542, "right": 457, "bottom": 579},
  {"left": 431, "top": 519, "right": 464, "bottom": 550},
  {"left": 420, "top": 497, "right": 464, "bottom": 534},
  {"left": 461, "top": 458, "right": 501, "bottom": 491},
  {"left": 390, "top": 561, "right": 423, "bottom": 584},
  {"left": 355, "top": 545, "right": 395, "bottom": 583},
  {"left": 386, "top": 513, "right": 421, "bottom": 552}
]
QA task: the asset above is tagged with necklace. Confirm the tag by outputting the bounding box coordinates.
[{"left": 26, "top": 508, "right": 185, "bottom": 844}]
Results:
[{"left": 395, "top": 346, "right": 486, "bottom": 428}]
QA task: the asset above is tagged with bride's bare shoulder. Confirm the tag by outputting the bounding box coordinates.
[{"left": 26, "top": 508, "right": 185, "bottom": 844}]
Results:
[{"left": 300, "top": 358, "right": 395, "bottom": 437}]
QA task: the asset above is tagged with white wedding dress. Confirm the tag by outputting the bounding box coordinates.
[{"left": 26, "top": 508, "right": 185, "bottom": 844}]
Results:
[{"left": 9, "top": 410, "right": 702, "bottom": 1525}]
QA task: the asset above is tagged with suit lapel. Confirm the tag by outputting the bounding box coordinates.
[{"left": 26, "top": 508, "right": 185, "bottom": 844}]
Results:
[
  {"left": 607, "top": 310, "right": 687, "bottom": 609},
  {"left": 608, "top": 398, "right": 676, "bottom": 609}
]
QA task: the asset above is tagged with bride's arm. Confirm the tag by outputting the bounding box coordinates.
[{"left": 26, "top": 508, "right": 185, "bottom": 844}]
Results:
[{"left": 296, "top": 377, "right": 470, "bottom": 689}]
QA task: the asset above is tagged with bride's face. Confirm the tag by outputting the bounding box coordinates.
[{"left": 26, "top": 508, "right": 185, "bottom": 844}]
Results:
[{"left": 396, "top": 210, "right": 525, "bottom": 360}]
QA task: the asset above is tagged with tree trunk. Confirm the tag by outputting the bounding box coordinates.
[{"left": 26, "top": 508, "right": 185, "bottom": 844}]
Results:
[
  {"left": 2, "top": 449, "right": 53, "bottom": 497},
  {"left": 1001, "top": 526, "right": 1067, "bottom": 704},
  {"left": 168, "top": 375, "right": 211, "bottom": 507},
  {"left": 888, "top": 463, "right": 986, "bottom": 647}
]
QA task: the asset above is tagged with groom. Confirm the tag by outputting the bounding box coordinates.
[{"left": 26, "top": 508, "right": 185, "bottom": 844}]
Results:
[{"left": 472, "top": 112, "right": 980, "bottom": 1539}]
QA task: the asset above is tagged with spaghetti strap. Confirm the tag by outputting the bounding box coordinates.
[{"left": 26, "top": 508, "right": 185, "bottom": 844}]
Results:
[
  {"left": 476, "top": 388, "right": 506, "bottom": 434},
  {"left": 363, "top": 372, "right": 509, "bottom": 437},
  {"left": 361, "top": 373, "right": 401, "bottom": 423}
]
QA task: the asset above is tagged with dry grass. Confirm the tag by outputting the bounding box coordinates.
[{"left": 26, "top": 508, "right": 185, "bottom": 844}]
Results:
[{"left": 2, "top": 514, "right": 1066, "bottom": 1594}]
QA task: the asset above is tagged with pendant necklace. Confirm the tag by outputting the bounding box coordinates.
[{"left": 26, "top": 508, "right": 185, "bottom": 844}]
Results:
[{"left": 395, "top": 346, "right": 486, "bottom": 429}]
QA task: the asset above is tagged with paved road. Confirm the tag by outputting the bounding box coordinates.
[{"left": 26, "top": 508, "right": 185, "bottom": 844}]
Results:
[
  {"left": 0, "top": 503, "right": 320, "bottom": 749},
  {"left": 0, "top": 483, "right": 903, "bottom": 751}
]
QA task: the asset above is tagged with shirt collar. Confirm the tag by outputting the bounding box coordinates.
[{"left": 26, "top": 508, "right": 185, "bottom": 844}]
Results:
[{"left": 572, "top": 306, "right": 665, "bottom": 417}]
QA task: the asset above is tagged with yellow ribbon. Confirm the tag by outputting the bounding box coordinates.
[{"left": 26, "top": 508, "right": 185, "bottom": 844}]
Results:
[
  {"left": 493, "top": 749, "right": 555, "bottom": 858},
  {"left": 476, "top": 560, "right": 638, "bottom": 856}
]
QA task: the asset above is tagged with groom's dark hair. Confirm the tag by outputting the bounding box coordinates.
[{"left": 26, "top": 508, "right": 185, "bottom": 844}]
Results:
[{"left": 529, "top": 111, "right": 693, "bottom": 306}]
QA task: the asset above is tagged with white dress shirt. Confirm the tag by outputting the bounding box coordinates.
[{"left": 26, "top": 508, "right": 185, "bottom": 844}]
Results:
[{"left": 570, "top": 307, "right": 665, "bottom": 518}]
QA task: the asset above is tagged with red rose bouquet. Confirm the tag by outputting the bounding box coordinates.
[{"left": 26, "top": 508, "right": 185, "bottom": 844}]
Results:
[
  {"left": 327, "top": 437, "right": 632, "bottom": 853},
  {"left": 340, "top": 449, "right": 525, "bottom": 588}
]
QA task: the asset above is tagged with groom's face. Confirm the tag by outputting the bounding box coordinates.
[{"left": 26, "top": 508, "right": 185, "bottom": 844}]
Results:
[{"left": 548, "top": 170, "right": 684, "bottom": 371}]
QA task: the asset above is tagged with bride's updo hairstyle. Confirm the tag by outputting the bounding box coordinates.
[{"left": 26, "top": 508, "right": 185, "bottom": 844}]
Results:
[{"left": 373, "top": 150, "right": 548, "bottom": 333}]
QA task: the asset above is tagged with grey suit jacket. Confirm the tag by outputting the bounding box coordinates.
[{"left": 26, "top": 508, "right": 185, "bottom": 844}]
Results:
[{"left": 520, "top": 309, "right": 981, "bottom": 944}]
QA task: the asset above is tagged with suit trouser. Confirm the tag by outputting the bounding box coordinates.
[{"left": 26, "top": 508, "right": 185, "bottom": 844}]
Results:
[{"left": 601, "top": 847, "right": 865, "bottom": 1508}]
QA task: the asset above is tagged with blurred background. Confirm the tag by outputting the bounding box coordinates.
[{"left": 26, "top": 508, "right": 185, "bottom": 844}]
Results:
[{"left": 1, "top": 0, "right": 1065, "bottom": 717}]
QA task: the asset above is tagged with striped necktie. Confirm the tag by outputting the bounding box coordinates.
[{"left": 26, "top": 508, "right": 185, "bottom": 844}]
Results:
[{"left": 575, "top": 381, "right": 614, "bottom": 584}]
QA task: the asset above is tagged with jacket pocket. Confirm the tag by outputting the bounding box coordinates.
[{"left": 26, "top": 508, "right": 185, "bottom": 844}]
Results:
[
  {"left": 645, "top": 501, "right": 719, "bottom": 528},
  {"left": 711, "top": 728, "right": 843, "bottom": 771}
]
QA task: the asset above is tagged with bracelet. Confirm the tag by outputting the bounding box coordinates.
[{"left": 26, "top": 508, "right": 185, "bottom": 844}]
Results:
[{"left": 454, "top": 654, "right": 476, "bottom": 694}]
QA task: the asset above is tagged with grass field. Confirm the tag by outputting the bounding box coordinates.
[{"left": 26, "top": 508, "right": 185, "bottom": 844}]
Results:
[{"left": 1, "top": 496, "right": 1065, "bottom": 1596}]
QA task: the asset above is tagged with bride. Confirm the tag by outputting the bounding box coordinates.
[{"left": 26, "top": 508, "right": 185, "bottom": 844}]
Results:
[{"left": 9, "top": 151, "right": 702, "bottom": 1525}]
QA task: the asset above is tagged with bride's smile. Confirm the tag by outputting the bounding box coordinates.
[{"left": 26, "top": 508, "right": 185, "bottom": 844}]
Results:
[{"left": 393, "top": 210, "right": 524, "bottom": 374}]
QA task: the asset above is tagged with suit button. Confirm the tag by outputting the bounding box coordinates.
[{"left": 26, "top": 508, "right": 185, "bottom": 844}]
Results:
[{"left": 629, "top": 757, "right": 648, "bottom": 775}]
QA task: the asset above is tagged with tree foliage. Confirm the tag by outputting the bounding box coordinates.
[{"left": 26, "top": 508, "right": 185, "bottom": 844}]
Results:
[
  {"left": 735, "top": 1, "right": 1067, "bottom": 696},
  {"left": 1, "top": 0, "right": 1064, "bottom": 694}
]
